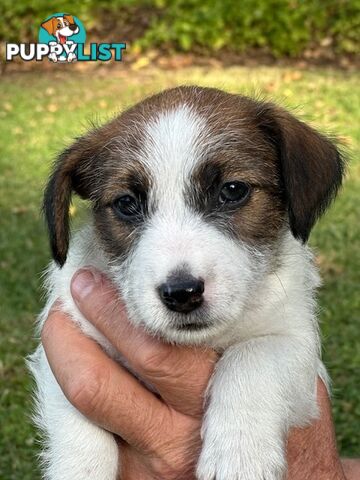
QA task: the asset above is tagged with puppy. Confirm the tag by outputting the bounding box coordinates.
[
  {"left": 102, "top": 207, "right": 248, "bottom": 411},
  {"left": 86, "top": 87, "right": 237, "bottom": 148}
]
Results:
[
  {"left": 41, "top": 15, "right": 79, "bottom": 44},
  {"left": 41, "top": 15, "right": 79, "bottom": 62},
  {"left": 28, "top": 86, "right": 344, "bottom": 480}
]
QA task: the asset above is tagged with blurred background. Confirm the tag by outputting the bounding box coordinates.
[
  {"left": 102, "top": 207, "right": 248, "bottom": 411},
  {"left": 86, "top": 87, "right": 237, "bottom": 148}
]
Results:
[{"left": 0, "top": 1, "right": 359, "bottom": 478}]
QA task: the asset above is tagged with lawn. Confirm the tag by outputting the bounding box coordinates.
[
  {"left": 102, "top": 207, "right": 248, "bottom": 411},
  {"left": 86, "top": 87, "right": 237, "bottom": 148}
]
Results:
[{"left": 0, "top": 64, "right": 359, "bottom": 479}]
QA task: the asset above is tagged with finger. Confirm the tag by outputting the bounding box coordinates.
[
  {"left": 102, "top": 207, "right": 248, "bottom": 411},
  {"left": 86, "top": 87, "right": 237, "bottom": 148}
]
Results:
[
  {"left": 342, "top": 459, "right": 360, "bottom": 480},
  {"left": 71, "top": 268, "right": 218, "bottom": 416},
  {"left": 41, "top": 306, "right": 173, "bottom": 455},
  {"left": 286, "top": 378, "right": 345, "bottom": 480}
]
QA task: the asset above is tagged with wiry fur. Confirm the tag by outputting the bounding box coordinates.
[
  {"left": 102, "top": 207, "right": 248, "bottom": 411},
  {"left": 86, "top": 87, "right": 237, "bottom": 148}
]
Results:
[{"left": 28, "top": 86, "right": 342, "bottom": 480}]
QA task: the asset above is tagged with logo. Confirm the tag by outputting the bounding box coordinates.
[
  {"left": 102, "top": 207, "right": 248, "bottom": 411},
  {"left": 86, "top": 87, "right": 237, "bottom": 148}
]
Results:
[
  {"left": 6, "top": 13, "right": 126, "bottom": 63},
  {"left": 39, "top": 13, "right": 86, "bottom": 63}
]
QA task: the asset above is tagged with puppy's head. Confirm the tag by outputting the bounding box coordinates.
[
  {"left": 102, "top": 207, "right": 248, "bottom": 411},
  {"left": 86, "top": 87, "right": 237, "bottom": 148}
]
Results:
[
  {"left": 41, "top": 15, "right": 79, "bottom": 41},
  {"left": 44, "top": 87, "right": 344, "bottom": 343}
]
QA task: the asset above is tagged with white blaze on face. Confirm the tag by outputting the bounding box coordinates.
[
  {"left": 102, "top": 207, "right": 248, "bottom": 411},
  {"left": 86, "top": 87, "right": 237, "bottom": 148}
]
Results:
[
  {"left": 56, "top": 17, "right": 78, "bottom": 38},
  {"left": 56, "top": 17, "right": 65, "bottom": 27},
  {"left": 143, "top": 104, "right": 205, "bottom": 211},
  {"left": 139, "top": 105, "right": 209, "bottom": 279},
  {"left": 111, "top": 105, "right": 262, "bottom": 344}
]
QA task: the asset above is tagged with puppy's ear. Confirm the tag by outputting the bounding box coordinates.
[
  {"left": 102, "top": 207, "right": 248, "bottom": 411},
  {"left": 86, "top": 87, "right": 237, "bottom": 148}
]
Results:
[
  {"left": 258, "top": 104, "right": 344, "bottom": 242},
  {"left": 43, "top": 131, "right": 105, "bottom": 267},
  {"left": 41, "top": 17, "right": 57, "bottom": 35},
  {"left": 64, "top": 15, "right": 75, "bottom": 24}
]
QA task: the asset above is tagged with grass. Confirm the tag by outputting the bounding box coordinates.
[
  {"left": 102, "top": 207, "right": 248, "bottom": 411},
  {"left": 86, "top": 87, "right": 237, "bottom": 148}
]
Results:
[{"left": 0, "top": 64, "right": 359, "bottom": 478}]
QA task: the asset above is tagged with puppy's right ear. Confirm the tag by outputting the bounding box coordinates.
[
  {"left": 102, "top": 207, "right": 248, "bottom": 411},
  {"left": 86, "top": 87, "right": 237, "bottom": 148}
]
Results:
[{"left": 43, "top": 132, "right": 104, "bottom": 267}]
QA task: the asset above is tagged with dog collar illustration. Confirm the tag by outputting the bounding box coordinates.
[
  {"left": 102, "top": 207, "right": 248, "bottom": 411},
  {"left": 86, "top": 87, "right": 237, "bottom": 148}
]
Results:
[{"left": 41, "top": 14, "right": 79, "bottom": 62}]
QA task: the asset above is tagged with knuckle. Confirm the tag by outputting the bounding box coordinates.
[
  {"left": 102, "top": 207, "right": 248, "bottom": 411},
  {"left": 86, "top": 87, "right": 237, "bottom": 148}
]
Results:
[
  {"left": 137, "top": 346, "right": 173, "bottom": 377},
  {"left": 66, "top": 363, "right": 109, "bottom": 417}
]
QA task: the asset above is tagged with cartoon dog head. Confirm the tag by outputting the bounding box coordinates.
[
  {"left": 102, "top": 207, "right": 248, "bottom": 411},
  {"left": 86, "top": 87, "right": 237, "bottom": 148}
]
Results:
[{"left": 41, "top": 15, "right": 79, "bottom": 44}]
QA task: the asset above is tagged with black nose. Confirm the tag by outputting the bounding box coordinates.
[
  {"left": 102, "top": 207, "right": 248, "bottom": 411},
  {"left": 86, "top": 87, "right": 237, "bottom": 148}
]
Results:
[
  {"left": 69, "top": 24, "right": 78, "bottom": 31},
  {"left": 158, "top": 276, "right": 204, "bottom": 313}
]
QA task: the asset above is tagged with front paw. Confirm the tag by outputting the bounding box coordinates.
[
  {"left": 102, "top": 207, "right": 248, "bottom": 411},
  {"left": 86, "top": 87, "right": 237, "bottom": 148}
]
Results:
[
  {"left": 67, "top": 52, "right": 77, "bottom": 62},
  {"left": 197, "top": 429, "right": 286, "bottom": 480},
  {"left": 48, "top": 52, "right": 58, "bottom": 62}
]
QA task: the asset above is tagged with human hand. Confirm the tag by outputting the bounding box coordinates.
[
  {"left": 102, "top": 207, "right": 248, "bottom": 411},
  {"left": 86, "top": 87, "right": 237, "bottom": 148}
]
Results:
[
  {"left": 42, "top": 268, "right": 217, "bottom": 479},
  {"left": 41, "top": 268, "right": 352, "bottom": 480}
]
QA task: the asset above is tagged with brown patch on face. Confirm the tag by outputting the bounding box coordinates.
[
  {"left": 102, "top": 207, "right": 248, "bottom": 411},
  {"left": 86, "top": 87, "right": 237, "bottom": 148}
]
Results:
[
  {"left": 182, "top": 89, "right": 286, "bottom": 245},
  {"left": 93, "top": 207, "right": 141, "bottom": 261},
  {"left": 41, "top": 16, "right": 77, "bottom": 36},
  {"left": 93, "top": 159, "right": 151, "bottom": 260},
  {"left": 190, "top": 157, "right": 286, "bottom": 246},
  {"left": 43, "top": 104, "right": 154, "bottom": 265},
  {"left": 63, "top": 15, "right": 75, "bottom": 25},
  {"left": 118, "top": 85, "right": 287, "bottom": 245},
  {"left": 230, "top": 188, "right": 286, "bottom": 244},
  {"left": 171, "top": 85, "right": 341, "bottom": 246}
]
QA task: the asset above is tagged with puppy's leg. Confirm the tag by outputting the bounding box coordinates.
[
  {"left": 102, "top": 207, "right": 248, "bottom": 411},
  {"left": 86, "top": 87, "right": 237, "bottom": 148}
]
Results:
[
  {"left": 197, "top": 335, "right": 319, "bottom": 480},
  {"left": 28, "top": 346, "right": 119, "bottom": 480}
]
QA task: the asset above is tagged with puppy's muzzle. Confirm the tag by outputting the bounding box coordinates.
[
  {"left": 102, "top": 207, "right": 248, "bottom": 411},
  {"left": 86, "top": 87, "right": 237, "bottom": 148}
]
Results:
[{"left": 158, "top": 274, "right": 204, "bottom": 314}]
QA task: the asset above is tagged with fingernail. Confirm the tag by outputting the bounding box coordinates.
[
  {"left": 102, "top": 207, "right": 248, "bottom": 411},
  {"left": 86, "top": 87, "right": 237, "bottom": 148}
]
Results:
[{"left": 71, "top": 268, "right": 101, "bottom": 301}]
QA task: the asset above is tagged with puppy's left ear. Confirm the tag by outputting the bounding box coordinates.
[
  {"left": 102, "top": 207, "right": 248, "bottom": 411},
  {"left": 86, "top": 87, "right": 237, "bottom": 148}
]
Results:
[{"left": 259, "top": 104, "right": 345, "bottom": 242}]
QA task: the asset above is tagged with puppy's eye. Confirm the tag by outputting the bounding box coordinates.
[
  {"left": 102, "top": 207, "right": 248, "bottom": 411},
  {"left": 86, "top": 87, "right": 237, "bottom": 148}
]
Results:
[
  {"left": 113, "top": 195, "right": 142, "bottom": 220},
  {"left": 219, "top": 181, "right": 250, "bottom": 206},
  {"left": 57, "top": 23, "right": 61, "bottom": 28}
]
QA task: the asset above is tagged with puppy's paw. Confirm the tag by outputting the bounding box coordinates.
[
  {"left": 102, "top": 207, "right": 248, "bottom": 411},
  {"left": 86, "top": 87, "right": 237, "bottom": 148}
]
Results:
[
  {"left": 197, "top": 429, "right": 286, "bottom": 480},
  {"left": 67, "top": 52, "right": 77, "bottom": 62},
  {"left": 48, "top": 52, "right": 58, "bottom": 62}
]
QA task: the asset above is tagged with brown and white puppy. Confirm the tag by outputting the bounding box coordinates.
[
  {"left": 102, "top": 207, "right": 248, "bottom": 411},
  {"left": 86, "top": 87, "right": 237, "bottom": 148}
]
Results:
[
  {"left": 28, "top": 86, "right": 344, "bottom": 480},
  {"left": 41, "top": 15, "right": 79, "bottom": 45},
  {"left": 41, "top": 15, "right": 79, "bottom": 62}
]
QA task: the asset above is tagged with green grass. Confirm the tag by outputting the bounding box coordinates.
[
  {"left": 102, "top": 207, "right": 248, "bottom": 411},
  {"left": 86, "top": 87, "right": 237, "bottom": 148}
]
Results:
[{"left": 0, "top": 65, "right": 359, "bottom": 478}]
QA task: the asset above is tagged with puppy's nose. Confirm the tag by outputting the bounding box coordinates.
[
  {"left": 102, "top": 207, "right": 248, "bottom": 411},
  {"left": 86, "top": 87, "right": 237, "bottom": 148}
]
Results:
[
  {"left": 158, "top": 276, "right": 204, "bottom": 313},
  {"left": 69, "top": 24, "right": 78, "bottom": 31}
]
